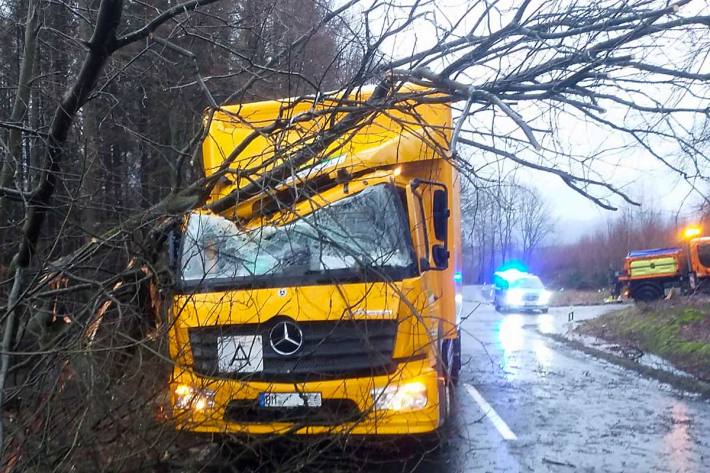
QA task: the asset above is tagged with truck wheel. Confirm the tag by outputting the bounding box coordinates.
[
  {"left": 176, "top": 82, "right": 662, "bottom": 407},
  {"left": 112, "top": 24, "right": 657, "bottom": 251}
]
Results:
[
  {"left": 452, "top": 334, "right": 461, "bottom": 385},
  {"left": 440, "top": 380, "right": 455, "bottom": 446},
  {"left": 443, "top": 377, "right": 453, "bottom": 422},
  {"left": 442, "top": 335, "right": 461, "bottom": 385},
  {"left": 632, "top": 282, "right": 663, "bottom": 302}
]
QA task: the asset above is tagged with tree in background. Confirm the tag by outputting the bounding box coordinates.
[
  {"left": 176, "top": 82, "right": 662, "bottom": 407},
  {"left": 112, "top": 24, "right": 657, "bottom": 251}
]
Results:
[
  {"left": 462, "top": 178, "right": 554, "bottom": 283},
  {"left": 538, "top": 205, "right": 680, "bottom": 289},
  {"left": 519, "top": 186, "right": 554, "bottom": 266}
]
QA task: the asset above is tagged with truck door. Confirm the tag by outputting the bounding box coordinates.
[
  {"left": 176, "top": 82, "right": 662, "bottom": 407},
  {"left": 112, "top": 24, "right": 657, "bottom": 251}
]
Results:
[
  {"left": 406, "top": 179, "right": 451, "bottom": 340},
  {"left": 693, "top": 240, "right": 710, "bottom": 279}
]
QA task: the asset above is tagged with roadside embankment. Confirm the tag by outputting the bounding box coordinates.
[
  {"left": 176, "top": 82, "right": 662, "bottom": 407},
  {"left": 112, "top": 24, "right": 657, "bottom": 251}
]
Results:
[
  {"left": 575, "top": 298, "right": 710, "bottom": 382},
  {"left": 549, "top": 289, "right": 611, "bottom": 307}
]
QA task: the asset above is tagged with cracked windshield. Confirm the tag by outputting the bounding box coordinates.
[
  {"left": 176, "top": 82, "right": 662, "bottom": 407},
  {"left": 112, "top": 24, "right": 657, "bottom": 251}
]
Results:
[{"left": 181, "top": 184, "right": 414, "bottom": 285}]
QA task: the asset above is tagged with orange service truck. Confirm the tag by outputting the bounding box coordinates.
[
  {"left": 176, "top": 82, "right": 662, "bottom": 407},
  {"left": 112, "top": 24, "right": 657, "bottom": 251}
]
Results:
[
  {"left": 617, "top": 236, "right": 710, "bottom": 301},
  {"left": 165, "top": 86, "right": 463, "bottom": 438}
]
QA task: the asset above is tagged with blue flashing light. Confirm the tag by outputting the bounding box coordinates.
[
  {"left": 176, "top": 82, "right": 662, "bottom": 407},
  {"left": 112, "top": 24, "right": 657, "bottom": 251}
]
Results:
[
  {"left": 496, "top": 261, "right": 528, "bottom": 274},
  {"left": 453, "top": 271, "right": 463, "bottom": 283}
]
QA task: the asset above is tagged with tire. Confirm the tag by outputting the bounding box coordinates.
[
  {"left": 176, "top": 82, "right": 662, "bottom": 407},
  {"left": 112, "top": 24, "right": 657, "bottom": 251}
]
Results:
[
  {"left": 631, "top": 282, "right": 663, "bottom": 302},
  {"left": 442, "top": 334, "right": 461, "bottom": 385},
  {"left": 439, "top": 332, "right": 458, "bottom": 435},
  {"left": 442, "top": 377, "right": 453, "bottom": 424},
  {"left": 436, "top": 380, "right": 455, "bottom": 449},
  {"left": 541, "top": 308, "right": 549, "bottom": 314},
  {"left": 452, "top": 334, "right": 461, "bottom": 385}
]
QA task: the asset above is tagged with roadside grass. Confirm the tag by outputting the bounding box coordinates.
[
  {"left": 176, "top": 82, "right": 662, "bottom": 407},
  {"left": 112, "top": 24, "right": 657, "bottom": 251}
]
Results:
[
  {"left": 576, "top": 298, "right": 710, "bottom": 381},
  {"left": 550, "top": 289, "right": 610, "bottom": 307}
]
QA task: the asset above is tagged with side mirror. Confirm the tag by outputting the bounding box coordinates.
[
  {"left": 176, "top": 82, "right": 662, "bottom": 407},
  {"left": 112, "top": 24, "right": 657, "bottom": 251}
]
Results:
[
  {"left": 432, "top": 189, "right": 449, "bottom": 241},
  {"left": 409, "top": 179, "right": 450, "bottom": 272}
]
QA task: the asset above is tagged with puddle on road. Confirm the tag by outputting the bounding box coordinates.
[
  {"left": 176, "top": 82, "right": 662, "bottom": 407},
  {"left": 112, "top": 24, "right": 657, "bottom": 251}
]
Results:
[
  {"left": 663, "top": 402, "right": 695, "bottom": 473},
  {"left": 496, "top": 313, "right": 560, "bottom": 381},
  {"left": 536, "top": 313, "right": 556, "bottom": 334},
  {"left": 533, "top": 338, "right": 554, "bottom": 370},
  {"left": 497, "top": 314, "right": 525, "bottom": 352}
]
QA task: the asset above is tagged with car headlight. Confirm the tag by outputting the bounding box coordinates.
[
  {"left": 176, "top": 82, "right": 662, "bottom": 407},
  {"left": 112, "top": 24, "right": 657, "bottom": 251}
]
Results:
[
  {"left": 539, "top": 290, "right": 551, "bottom": 304},
  {"left": 505, "top": 289, "right": 525, "bottom": 305},
  {"left": 174, "top": 384, "right": 216, "bottom": 411},
  {"left": 372, "top": 381, "right": 428, "bottom": 411}
]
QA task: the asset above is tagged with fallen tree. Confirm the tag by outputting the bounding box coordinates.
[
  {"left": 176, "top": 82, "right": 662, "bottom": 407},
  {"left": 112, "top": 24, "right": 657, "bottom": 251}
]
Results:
[{"left": 0, "top": 0, "right": 708, "bottom": 470}]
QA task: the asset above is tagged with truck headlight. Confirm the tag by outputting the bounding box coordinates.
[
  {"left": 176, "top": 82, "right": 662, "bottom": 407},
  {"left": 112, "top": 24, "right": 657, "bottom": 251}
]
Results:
[
  {"left": 372, "top": 381, "right": 428, "bottom": 411},
  {"left": 174, "top": 384, "right": 216, "bottom": 411}
]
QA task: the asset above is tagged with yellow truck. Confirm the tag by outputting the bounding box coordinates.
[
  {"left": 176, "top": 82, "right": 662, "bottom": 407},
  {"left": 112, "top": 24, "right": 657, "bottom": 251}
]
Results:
[
  {"left": 616, "top": 236, "right": 710, "bottom": 301},
  {"left": 166, "top": 86, "right": 462, "bottom": 438}
]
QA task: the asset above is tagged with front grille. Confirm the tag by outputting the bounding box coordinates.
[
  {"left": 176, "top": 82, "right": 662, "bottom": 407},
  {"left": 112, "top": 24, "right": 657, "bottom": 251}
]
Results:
[
  {"left": 524, "top": 293, "right": 539, "bottom": 302},
  {"left": 189, "top": 319, "right": 397, "bottom": 382},
  {"left": 224, "top": 398, "right": 361, "bottom": 425}
]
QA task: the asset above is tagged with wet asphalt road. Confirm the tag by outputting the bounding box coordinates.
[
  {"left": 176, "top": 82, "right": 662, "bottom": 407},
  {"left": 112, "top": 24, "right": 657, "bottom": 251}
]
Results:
[
  {"left": 430, "top": 286, "right": 710, "bottom": 473},
  {"left": 204, "top": 286, "right": 710, "bottom": 472}
]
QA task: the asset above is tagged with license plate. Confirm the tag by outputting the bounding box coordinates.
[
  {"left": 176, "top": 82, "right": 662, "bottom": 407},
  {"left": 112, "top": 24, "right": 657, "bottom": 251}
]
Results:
[
  {"left": 217, "top": 335, "right": 263, "bottom": 373},
  {"left": 258, "top": 392, "right": 322, "bottom": 408}
]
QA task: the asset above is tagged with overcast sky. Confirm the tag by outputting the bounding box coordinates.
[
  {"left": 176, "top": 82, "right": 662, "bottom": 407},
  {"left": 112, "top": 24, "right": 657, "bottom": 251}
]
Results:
[{"left": 362, "top": 0, "right": 709, "bottom": 239}]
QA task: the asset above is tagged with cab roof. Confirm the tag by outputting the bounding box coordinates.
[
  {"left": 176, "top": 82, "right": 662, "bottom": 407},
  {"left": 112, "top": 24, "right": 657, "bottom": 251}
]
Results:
[{"left": 201, "top": 84, "right": 452, "bottom": 207}]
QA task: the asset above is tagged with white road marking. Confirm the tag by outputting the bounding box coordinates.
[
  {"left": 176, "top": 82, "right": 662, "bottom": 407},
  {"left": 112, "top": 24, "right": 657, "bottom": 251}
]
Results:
[{"left": 464, "top": 383, "right": 518, "bottom": 441}]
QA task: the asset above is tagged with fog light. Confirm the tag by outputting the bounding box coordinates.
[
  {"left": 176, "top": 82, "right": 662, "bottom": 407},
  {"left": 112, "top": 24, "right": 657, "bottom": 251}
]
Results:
[
  {"left": 372, "top": 381, "right": 428, "bottom": 411},
  {"left": 174, "top": 384, "right": 215, "bottom": 411}
]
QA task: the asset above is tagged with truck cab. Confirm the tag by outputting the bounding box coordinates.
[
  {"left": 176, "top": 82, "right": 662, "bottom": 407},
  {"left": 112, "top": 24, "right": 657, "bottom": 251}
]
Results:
[
  {"left": 165, "top": 86, "right": 462, "bottom": 437},
  {"left": 688, "top": 236, "right": 710, "bottom": 291}
]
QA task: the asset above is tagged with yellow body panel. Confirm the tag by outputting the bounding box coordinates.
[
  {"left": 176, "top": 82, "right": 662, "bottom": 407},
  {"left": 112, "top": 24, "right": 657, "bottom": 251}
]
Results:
[
  {"left": 169, "top": 88, "right": 458, "bottom": 436},
  {"left": 628, "top": 257, "right": 679, "bottom": 278},
  {"left": 168, "top": 280, "right": 443, "bottom": 435},
  {"left": 170, "top": 280, "right": 436, "bottom": 363}
]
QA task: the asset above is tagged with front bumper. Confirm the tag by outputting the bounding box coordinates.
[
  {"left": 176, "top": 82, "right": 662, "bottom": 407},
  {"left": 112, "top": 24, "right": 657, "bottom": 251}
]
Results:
[
  {"left": 167, "top": 359, "right": 442, "bottom": 436},
  {"left": 505, "top": 302, "right": 548, "bottom": 311}
]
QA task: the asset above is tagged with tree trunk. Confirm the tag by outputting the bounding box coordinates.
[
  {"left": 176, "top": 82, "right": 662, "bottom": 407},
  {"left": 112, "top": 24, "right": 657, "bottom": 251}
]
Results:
[{"left": 0, "top": 0, "right": 39, "bottom": 263}]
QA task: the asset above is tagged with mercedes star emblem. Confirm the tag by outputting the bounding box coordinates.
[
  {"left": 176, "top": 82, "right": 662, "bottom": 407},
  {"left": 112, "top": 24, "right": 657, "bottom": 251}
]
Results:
[{"left": 269, "top": 320, "right": 303, "bottom": 356}]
